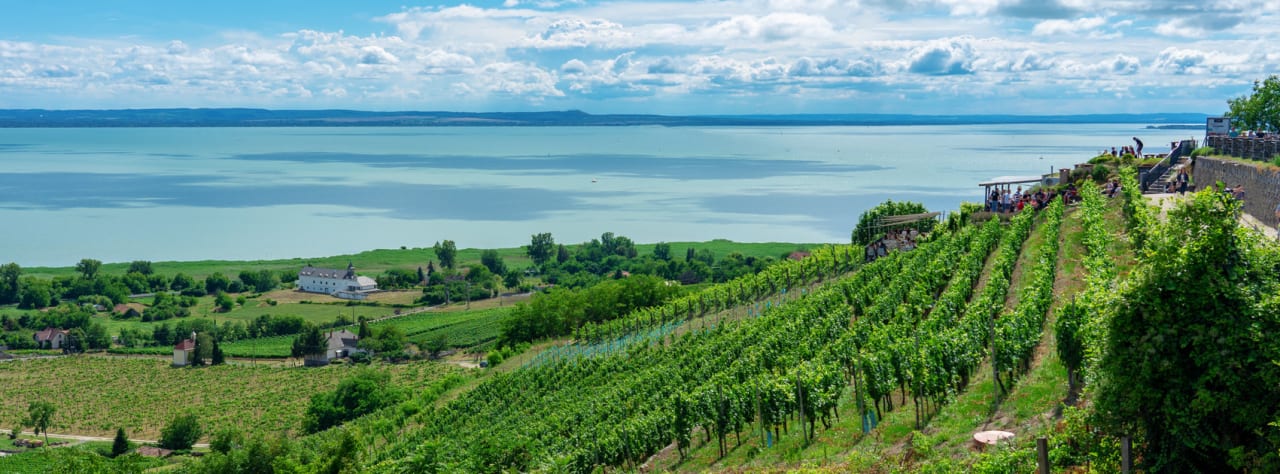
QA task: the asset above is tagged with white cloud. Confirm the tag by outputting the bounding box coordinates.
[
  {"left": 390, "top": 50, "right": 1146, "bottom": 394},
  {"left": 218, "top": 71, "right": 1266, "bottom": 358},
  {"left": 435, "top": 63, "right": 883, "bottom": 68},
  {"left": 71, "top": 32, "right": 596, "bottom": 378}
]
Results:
[
  {"left": 1153, "top": 47, "right": 1207, "bottom": 74},
  {"left": 906, "top": 38, "right": 977, "bottom": 75},
  {"left": 1031, "top": 16, "right": 1107, "bottom": 36},
  {"left": 359, "top": 46, "right": 399, "bottom": 65}
]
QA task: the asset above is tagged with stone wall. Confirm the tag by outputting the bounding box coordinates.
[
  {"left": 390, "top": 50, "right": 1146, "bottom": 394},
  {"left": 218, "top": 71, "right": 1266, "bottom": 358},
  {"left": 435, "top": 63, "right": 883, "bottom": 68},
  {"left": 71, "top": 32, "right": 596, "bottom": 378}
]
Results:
[{"left": 1192, "top": 157, "right": 1280, "bottom": 225}]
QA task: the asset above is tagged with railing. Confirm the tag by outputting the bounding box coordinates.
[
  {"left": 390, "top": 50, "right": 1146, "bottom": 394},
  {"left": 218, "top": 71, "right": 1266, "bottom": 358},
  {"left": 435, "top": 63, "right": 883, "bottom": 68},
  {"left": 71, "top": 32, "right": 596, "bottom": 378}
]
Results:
[
  {"left": 1139, "top": 140, "right": 1193, "bottom": 192},
  {"left": 1205, "top": 136, "right": 1280, "bottom": 161}
]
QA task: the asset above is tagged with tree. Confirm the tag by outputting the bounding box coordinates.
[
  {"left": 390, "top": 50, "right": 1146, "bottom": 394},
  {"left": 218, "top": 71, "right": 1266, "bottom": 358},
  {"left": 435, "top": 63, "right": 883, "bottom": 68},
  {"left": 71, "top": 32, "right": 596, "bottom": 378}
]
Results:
[
  {"left": 417, "top": 266, "right": 426, "bottom": 284},
  {"left": 193, "top": 332, "right": 215, "bottom": 366},
  {"left": 214, "top": 292, "right": 234, "bottom": 312},
  {"left": 685, "top": 247, "right": 695, "bottom": 262},
  {"left": 63, "top": 328, "right": 86, "bottom": 354},
  {"left": 75, "top": 258, "right": 102, "bottom": 279},
  {"left": 358, "top": 319, "right": 372, "bottom": 340},
  {"left": 1226, "top": 75, "right": 1280, "bottom": 133},
  {"left": 556, "top": 244, "right": 570, "bottom": 264},
  {"left": 210, "top": 338, "right": 226, "bottom": 365},
  {"left": 480, "top": 249, "right": 507, "bottom": 276},
  {"left": 205, "top": 273, "right": 231, "bottom": 294},
  {"left": 111, "top": 427, "right": 130, "bottom": 458},
  {"left": 652, "top": 242, "right": 671, "bottom": 261},
  {"left": 303, "top": 370, "right": 404, "bottom": 433},
  {"left": 425, "top": 333, "right": 449, "bottom": 358},
  {"left": 17, "top": 277, "right": 52, "bottom": 309},
  {"left": 526, "top": 233, "right": 555, "bottom": 266},
  {"left": 503, "top": 269, "right": 521, "bottom": 289},
  {"left": 209, "top": 428, "right": 242, "bottom": 454},
  {"left": 849, "top": 199, "right": 933, "bottom": 246},
  {"left": 159, "top": 413, "right": 203, "bottom": 450},
  {"left": 291, "top": 325, "right": 327, "bottom": 359},
  {"left": 0, "top": 262, "right": 20, "bottom": 305},
  {"left": 433, "top": 240, "right": 457, "bottom": 269},
  {"left": 127, "top": 260, "right": 153, "bottom": 275},
  {"left": 1094, "top": 190, "right": 1280, "bottom": 472},
  {"left": 169, "top": 272, "right": 195, "bottom": 291},
  {"left": 25, "top": 401, "right": 55, "bottom": 446}
]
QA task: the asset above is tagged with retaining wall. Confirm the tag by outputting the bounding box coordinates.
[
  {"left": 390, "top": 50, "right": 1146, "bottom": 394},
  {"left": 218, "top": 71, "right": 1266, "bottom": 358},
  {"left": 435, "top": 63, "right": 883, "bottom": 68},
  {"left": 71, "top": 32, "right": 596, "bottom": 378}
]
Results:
[{"left": 1192, "top": 157, "right": 1280, "bottom": 225}]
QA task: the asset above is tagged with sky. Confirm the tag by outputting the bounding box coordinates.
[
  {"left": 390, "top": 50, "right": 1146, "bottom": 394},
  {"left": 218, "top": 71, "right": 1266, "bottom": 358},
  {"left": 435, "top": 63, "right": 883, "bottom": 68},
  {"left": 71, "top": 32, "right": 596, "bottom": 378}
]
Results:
[{"left": 0, "top": 0, "right": 1275, "bottom": 115}]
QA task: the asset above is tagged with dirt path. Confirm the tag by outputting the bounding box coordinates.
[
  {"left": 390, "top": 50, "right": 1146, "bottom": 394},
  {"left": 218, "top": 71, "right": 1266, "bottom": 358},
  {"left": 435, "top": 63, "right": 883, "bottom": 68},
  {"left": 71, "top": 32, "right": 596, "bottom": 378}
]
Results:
[{"left": 0, "top": 429, "right": 209, "bottom": 448}]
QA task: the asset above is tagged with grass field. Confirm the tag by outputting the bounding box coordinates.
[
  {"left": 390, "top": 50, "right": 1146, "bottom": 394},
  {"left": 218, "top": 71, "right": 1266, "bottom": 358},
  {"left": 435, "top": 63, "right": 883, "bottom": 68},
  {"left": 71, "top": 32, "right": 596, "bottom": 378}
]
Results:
[
  {"left": 0, "top": 356, "right": 463, "bottom": 440},
  {"left": 22, "top": 240, "right": 820, "bottom": 280}
]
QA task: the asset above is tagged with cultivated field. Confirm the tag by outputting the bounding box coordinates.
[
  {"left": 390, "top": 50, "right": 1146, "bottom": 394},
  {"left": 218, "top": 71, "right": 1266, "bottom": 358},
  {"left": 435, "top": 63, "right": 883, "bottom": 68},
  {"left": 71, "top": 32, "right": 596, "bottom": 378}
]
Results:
[{"left": 0, "top": 356, "right": 462, "bottom": 439}]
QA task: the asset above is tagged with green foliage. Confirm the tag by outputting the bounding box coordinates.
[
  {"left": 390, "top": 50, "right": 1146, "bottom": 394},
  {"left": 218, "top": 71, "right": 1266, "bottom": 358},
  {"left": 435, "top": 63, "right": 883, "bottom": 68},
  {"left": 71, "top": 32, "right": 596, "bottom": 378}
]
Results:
[
  {"left": 1094, "top": 188, "right": 1280, "bottom": 472},
  {"left": 75, "top": 258, "right": 102, "bottom": 279},
  {"left": 479, "top": 249, "right": 507, "bottom": 276},
  {"left": 209, "top": 427, "right": 242, "bottom": 454},
  {"left": 498, "top": 274, "right": 681, "bottom": 345},
  {"left": 526, "top": 233, "right": 555, "bottom": 266},
  {"left": 111, "top": 427, "right": 130, "bottom": 458},
  {"left": 25, "top": 401, "right": 55, "bottom": 445},
  {"left": 850, "top": 199, "right": 933, "bottom": 245},
  {"left": 1227, "top": 75, "right": 1280, "bottom": 132},
  {"left": 433, "top": 240, "right": 458, "bottom": 269},
  {"left": 1190, "top": 145, "right": 1215, "bottom": 158},
  {"left": 291, "top": 324, "right": 326, "bottom": 358},
  {"left": 1090, "top": 163, "right": 1110, "bottom": 182},
  {"left": 159, "top": 412, "right": 203, "bottom": 451},
  {"left": 303, "top": 370, "right": 404, "bottom": 434},
  {"left": 0, "top": 262, "right": 20, "bottom": 305}
]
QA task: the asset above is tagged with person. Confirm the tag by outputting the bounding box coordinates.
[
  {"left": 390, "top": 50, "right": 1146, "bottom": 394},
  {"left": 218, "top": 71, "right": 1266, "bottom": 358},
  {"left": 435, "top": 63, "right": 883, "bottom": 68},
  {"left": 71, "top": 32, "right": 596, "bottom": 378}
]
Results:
[
  {"left": 1234, "top": 185, "right": 1245, "bottom": 202},
  {"left": 1133, "top": 137, "right": 1144, "bottom": 158},
  {"left": 1274, "top": 201, "right": 1280, "bottom": 230},
  {"left": 1177, "top": 169, "right": 1189, "bottom": 195}
]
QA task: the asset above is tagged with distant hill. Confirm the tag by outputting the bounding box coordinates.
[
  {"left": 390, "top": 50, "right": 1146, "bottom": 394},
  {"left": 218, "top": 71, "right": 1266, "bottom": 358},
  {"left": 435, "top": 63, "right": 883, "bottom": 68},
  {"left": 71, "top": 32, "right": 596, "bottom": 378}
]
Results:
[{"left": 0, "top": 108, "right": 1211, "bottom": 127}]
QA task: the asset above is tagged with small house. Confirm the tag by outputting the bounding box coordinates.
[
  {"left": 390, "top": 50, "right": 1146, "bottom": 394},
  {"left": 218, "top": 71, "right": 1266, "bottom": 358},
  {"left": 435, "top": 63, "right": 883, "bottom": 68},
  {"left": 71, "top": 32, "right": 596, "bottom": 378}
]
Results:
[
  {"left": 173, "top": 338, "right": 195, "bottom": 367},
  {"left": 326, "top": 329, "right": 362, "bottom": 360},
  {"left": 33, "top": 327, "right": 68, "bottom": 350},
  {"left": 304, "top": 329, "right": 363, "bottom": 367}
]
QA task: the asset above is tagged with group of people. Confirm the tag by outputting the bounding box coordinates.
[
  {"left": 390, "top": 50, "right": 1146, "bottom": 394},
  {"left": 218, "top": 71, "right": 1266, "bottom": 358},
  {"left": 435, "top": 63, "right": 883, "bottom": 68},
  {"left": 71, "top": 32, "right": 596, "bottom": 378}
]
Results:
[
  {"left": 986, "top": 186, "right": 1059, "bottom": 213},
  {"left": 1102, "top": 179, "right": 1124, "bottom": 198},
  {"left": 865, "top": 228, "right": 920, "bottom": 262},
  {"left": 1103, "top": 137, "right": 1146, "bottom": 158},
  {"left": 1163, "top": 169, "right": 1191, "bottom": 194}
]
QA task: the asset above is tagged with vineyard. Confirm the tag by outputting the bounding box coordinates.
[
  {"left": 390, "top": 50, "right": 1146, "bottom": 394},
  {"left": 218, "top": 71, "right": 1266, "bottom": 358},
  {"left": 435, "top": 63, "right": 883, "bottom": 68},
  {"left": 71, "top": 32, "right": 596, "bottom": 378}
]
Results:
[
  {"left": 5, "top": 169, "right": 1278, "bottom": 473},
  {"left": 0, "top": 357, "right": 461, "bottom": 439},
  {"left": 321, "top": 201, "right": 1067, "bottom": 473}
]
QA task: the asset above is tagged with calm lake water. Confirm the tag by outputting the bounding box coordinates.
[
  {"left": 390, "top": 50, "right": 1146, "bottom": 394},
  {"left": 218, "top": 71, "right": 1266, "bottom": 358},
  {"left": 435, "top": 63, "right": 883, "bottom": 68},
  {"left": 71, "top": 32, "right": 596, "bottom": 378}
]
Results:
[{"left": 0, "top": 124, "right": 1192, "bottom": 266}]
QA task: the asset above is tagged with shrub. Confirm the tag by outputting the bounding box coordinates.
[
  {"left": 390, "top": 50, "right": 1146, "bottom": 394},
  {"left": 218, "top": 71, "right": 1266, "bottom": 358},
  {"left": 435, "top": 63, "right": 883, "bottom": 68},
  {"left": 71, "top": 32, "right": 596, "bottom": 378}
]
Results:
[
  {"left": 158, "top": 413, "right": 203, "bottom": 450},
  {"left": 1190, "top": 146, "right": 1215, "bottom": 158}
]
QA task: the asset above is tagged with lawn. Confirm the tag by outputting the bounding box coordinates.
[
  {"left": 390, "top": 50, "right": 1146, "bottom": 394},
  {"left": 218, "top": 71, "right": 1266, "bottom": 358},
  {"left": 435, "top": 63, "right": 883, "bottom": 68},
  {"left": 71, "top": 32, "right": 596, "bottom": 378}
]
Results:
[{"left": 0, "top": 356, "right": 462, "bottom": 439}]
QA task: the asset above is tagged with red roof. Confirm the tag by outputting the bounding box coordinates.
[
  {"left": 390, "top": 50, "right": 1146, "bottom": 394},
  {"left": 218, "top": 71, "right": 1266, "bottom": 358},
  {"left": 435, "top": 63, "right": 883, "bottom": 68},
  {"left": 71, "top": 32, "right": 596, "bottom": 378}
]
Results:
[
  {"left": 33, "top": 327, "right": 67, "bottom": 342},
  {"left": 787, "top": 251, "right": 811, "bottom": 261},
  {"left": 174, "top": 339, "right": 196, "bottom": 351}
]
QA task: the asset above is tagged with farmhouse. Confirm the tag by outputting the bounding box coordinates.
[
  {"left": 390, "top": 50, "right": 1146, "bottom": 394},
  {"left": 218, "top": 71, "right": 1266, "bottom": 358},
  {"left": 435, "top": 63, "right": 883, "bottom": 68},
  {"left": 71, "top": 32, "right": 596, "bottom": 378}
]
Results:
[
  {"left": 33, "top": 327, "right": 69, "bottom": 349},
  {"left": 297, "top": 263, "right": 378, "bottom": 300},
  {"left": 327, "top": 329, "right": 362, "bottom": 360},
  {"left": 303, "top": 329, "right": 363, "bottom": 367},
  {"left": 173, "top": 337, "right": 195, "bottom": 367}
]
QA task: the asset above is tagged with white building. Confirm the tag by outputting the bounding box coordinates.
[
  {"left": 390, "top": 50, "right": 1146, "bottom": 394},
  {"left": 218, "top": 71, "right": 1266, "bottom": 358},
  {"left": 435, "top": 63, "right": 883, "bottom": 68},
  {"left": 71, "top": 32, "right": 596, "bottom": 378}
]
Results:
[{"left": 297, "top": 263, "right": 378, "bottom": 300}]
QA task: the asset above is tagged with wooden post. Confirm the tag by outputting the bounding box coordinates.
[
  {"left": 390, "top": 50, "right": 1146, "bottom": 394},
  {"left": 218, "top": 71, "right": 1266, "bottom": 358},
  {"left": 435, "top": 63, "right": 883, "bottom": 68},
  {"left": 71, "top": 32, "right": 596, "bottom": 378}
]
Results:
[
  {"left": 1036, "top": 437, "right": 1050, "bottom": 474},
  {"left": 1121, "top": 435, "right": 1132, "bottom": 473}
]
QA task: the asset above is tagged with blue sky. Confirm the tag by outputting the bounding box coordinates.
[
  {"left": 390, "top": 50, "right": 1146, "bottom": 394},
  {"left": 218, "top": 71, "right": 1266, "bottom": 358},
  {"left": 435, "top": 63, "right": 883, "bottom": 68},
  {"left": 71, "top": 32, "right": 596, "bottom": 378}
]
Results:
[{"left": 0, "top": 0, "right": 1275, "bottom": 114}]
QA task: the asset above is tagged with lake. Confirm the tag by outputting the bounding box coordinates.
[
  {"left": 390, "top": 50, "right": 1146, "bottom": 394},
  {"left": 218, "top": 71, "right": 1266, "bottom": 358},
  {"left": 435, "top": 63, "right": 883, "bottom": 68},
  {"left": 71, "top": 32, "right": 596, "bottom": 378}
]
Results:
[{"left": 0, "top": 124, "right": 1193, "bottom": 266}]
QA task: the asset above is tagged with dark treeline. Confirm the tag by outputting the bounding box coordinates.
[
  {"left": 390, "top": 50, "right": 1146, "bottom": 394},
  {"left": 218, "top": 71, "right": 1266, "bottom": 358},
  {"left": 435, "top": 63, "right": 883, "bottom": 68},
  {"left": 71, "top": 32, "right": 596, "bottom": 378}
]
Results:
[{"left": 498, "top": 274, "right": 681, "bottom": 346}]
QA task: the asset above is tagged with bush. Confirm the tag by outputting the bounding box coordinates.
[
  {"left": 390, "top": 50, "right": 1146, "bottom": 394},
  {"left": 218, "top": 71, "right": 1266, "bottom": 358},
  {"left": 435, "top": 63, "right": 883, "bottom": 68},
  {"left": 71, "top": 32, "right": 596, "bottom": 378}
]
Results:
[
  {"left": 158, "top": 413, "right": 203, "bottom": 450},
  {"left": 1190, "top": 146, "right": 1215, "bottom": 158}
]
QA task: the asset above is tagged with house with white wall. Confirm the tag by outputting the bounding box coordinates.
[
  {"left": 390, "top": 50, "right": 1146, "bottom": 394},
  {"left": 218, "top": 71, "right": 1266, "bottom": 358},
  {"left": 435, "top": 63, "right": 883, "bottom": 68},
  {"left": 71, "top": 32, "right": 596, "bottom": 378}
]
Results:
[{"left": 297, "top": 263, "right": 377, "bottom": 300}]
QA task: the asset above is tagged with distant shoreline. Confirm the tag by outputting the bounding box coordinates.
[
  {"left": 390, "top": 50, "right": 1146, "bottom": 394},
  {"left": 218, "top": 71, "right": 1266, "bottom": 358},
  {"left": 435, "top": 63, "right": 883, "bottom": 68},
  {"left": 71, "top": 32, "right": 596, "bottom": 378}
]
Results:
[{"left": 0, "top": 108, "right": 1211, "bottom": 128}]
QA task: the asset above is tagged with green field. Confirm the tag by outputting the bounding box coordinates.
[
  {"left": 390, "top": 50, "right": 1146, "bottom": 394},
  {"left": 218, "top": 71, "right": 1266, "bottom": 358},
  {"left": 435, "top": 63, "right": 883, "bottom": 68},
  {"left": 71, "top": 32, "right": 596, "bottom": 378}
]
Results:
[
  {"left": 22, "top": 240, "right": 819, "bottom": 280},
  {"left": 0, "top": 356, "right": 463, "bottom": 439}
]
